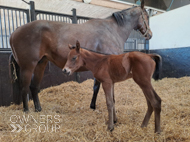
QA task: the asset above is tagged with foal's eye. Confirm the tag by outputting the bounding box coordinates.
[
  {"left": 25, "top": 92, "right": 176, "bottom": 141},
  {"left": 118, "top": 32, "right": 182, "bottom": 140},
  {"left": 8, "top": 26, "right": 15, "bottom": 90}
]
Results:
[{"left": 72, "top": 56, "right": 77, "bottom": 61}]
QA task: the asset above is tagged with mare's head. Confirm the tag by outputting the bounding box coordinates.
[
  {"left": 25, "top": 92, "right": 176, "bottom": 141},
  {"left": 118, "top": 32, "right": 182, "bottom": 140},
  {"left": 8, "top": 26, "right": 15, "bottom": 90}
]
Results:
[
  {"left": 63, "top": 41, "right": 83, "bottom": 75},
  {"left": 113, "top": 0, "right": 152, "bottom": 39},
  {"left": 136, "top": 0, "right": 152, "bottom": 39}
]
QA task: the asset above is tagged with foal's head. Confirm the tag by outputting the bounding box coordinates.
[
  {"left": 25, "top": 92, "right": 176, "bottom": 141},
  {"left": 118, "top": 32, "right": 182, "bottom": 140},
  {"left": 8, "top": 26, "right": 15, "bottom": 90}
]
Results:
[{"left": 63, "top": 41, "right": 83, "bottom": 75}]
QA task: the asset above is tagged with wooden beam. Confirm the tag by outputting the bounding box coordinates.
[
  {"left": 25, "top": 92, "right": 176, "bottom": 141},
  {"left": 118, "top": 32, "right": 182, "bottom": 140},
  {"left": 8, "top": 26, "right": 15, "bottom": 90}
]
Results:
[{"left": 74, "top": 0, "right": 133, "bottom": 10}]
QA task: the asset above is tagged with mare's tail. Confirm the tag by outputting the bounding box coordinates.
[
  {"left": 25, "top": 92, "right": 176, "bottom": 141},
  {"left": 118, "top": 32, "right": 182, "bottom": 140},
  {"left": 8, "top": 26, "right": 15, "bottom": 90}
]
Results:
[
  {"left": 149, "top": 54, "right": 162, "bottom": 80},
  {"left": 9, "top": 54, "right": 21, "bottom": 104}
]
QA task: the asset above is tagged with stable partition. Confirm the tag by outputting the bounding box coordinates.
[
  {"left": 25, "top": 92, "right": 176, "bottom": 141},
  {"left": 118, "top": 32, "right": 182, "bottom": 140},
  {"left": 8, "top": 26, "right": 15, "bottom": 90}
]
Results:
[{"left": 149, "top": 4, "right": 190, "bottom": 78}]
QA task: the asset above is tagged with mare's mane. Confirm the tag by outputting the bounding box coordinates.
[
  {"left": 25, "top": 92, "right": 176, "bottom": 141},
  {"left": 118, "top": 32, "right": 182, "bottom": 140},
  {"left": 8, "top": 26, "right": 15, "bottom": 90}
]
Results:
[
  {"left": 112, "top": 6, "right": 138, "bottom": 26},
  {"left": 71, "top": 46, "right": 111, "bottom": 55}
]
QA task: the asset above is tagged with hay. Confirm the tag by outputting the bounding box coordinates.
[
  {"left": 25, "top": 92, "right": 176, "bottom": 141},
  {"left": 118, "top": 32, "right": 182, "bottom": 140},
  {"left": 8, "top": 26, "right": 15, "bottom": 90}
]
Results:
[{"left": 0, "top": 77, "right": 190, "bottom": 142}]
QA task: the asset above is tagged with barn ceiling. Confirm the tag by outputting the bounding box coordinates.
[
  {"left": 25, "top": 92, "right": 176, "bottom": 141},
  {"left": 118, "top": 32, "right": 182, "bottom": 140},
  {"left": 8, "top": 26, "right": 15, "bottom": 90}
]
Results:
[{"left": 0, "top": 0, "right": 121, "bottom": 18}]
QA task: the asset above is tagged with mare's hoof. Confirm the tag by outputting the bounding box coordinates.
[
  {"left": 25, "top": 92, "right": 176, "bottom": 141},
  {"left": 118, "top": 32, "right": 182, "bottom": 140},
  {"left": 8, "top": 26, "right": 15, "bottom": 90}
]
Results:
[
  {"left": 23, "top": 108, "right": 29, "bottom": 112},
  {"left": 35, "top": 107, "right": 42, "bottom": 112},
  {"left": 90, "top": 105, "right": 96, "bottom": 110}
]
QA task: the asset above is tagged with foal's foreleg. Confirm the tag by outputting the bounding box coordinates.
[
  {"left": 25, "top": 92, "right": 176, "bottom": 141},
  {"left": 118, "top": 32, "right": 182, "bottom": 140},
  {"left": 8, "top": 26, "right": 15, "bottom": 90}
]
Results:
[
  {"left": 102, "top": 82, "right": 114, "bottom": 131},
  {"left": 30, "top": 57, "right": 48, "bottom": 112},
  {"left": 90, "top": 78, "right": 101, "bottom": 110},
  {"left": 112, "top": 86, "right": 117, "bottom": 123}
]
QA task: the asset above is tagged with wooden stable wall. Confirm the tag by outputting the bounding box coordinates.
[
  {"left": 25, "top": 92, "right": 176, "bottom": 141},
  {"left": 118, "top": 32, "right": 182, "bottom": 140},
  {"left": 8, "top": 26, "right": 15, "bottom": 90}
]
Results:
[
  {"left": 0, "top": 52, "right": 13, "bottom": 106},
  {"left": 0, "top": 52, "right": 93, "bottom": 106}
]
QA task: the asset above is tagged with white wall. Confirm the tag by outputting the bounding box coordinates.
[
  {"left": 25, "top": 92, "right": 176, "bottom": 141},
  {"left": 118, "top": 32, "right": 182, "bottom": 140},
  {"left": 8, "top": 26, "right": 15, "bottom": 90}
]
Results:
[{"left": 149, "top": 4, "right": 190, "bottom": 50}]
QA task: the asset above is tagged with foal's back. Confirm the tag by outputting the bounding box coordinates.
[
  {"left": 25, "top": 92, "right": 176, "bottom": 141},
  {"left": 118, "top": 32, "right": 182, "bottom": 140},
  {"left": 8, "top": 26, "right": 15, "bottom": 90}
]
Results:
[{"left": 104, "top": 52, "right": 156, "bottom": 83}]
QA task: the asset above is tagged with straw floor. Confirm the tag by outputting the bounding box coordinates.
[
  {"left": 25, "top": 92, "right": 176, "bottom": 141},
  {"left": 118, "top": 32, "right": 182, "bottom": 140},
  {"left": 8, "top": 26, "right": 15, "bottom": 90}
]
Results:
[{"left": 0, "top": 77, "right": 190, "bottom": 142}]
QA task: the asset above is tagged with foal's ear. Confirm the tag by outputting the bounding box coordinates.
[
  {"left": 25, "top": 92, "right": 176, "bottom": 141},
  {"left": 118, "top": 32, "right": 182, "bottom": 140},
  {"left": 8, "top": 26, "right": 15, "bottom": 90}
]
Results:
[
  {"left": 76, "top": 40, "right": 80, "bottom": 53},
  {"left": 141, "top": 0, "right": 145, "bottom": 9},
  {"left": 68, "top": 44, "right": 73, "bottom": 50}
]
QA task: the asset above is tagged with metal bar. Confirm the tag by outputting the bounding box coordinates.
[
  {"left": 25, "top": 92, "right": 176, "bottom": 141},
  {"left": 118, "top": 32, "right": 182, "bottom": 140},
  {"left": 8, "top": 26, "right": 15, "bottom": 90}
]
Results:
[
  {"left": 0, "top": 5, "right": 29, "bottom": 12},
  {"left": 51, "top": 15, "right": 53, "bottom": 21},
  {"left": 11, "top": 10, "right": 15, "bottom": 31},
  {"left": 26, "top": 9, "right": 30, "bottom": 23},
  {"left": 0, "top": 9, "right": 5, "bottom": 48},
  {"left": 35, "top": 9, "right": 73, "bottom": 18},
  {"left": 72, "top": 8, "right": 77, "bottom": 24},
  {"left": 22, "top": 11, "right": 25, "bottom": 24},
  {"left": 3, "top": 9, "right": 8, "bottom": 48},
  {"left": 19, "top": 11, "right": 21, "bottom": 26},
  {"left": 30, "top": 1, "right": 36, "bottom": 21},
  {"left": 38, "top": 14, "right": 40, "bottom": 20},
  {"left": 7, "top": 9, "right": 11, "bottom": 48},
  {"left": 15, "top": 10, "right": 18, "bottom": 28}
]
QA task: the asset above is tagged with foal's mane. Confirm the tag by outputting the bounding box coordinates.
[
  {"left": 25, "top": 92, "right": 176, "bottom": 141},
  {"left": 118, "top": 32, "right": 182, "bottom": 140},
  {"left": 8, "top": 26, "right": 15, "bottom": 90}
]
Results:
[{"left": 112, "top": 6, "right": 137, "bottom": 26}]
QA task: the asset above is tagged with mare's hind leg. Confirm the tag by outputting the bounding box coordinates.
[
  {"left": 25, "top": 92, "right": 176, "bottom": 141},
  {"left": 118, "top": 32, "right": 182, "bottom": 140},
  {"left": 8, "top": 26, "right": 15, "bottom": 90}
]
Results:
[
  {"left": 20, "top": 67, "right": 36, "bottom": 112},
  {"left": 30, "top": 57, "right": 48, "bottom": 112},
  {"left": 90, "top": 78, "right": 101, "bottom": 110}
]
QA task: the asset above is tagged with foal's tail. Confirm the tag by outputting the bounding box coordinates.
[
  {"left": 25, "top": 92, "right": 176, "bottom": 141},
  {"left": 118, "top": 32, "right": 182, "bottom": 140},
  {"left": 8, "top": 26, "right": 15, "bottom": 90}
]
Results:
[{"left": 149, "top": 54, "right": 162, "bottom": 80}]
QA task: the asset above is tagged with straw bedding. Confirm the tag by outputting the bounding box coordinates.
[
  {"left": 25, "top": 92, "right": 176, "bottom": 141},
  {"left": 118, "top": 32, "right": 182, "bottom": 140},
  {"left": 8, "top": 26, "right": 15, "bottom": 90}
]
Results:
[{"left": 0, "top": 77, "right": 190, "bottom": 142}]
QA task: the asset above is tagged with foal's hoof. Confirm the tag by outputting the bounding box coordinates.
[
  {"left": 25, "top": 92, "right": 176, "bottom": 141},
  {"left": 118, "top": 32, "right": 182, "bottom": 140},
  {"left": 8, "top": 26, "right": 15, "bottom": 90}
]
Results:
[
  {"left": 108, "top": 126, "right": 114, "bottom": 132},
  {"left": 141, "top": 124, "right": 147, "bottom": 128},
  {"left": 90, "top": 105, "right": 96, "bottom": 110},
  {"left": 155, "top": 129, "right": 162, "bottom": 134}
]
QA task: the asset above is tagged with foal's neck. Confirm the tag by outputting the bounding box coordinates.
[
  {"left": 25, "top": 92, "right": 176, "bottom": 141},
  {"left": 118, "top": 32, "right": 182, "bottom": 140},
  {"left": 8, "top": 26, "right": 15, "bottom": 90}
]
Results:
[{"left": 81, "top": 49, "right": 107, "bottom": 73}]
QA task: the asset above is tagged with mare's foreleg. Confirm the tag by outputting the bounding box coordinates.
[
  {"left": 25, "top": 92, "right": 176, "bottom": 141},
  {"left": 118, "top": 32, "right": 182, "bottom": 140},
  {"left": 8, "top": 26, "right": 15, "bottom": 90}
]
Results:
[
  {"left": 102, "top": 82, "right": 114, "bottom": 131},
  {"left": 90, "top": 78, "right": 101, "bottom": 110},
  {"left": 30, "top": 57, "right": 48, "bottom": 112}
]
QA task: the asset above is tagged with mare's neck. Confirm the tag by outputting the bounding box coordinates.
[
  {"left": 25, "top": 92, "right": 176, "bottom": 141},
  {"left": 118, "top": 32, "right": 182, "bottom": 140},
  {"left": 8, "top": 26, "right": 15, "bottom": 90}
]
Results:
[
  {"left": 81, "top": 49, "right": 107, "bottom": 73},
  {"left": 107, "top": 7, "right": 141, "bottom": 42}
]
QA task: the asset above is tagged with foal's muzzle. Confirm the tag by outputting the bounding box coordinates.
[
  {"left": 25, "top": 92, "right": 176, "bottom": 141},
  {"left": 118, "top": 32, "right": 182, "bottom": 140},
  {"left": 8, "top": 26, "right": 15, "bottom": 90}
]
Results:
[{"left": 62, "top": 68, "right": 71, "bottom": 75}]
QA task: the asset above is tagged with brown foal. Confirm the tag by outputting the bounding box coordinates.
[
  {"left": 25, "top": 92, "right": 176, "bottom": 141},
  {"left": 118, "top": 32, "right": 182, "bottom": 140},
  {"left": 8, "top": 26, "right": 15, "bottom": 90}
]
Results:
[{"left": 63, "top": 41, "right": 162, "bottom": 133}]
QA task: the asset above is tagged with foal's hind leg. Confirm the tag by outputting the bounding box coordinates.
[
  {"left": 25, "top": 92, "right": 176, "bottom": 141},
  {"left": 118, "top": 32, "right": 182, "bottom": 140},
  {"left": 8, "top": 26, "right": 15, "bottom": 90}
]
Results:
[
  {"left": 141, "top": 96, "right": 153, "bottom": 128},
  {"left": 30, "top": 57, "right": 48, "bottom": 112},
  {"left": 140, "top": 86, "right": 161, "bottom": 133},
  {"left": 90, "top": 78, "right": 101, "bottom": 110}
]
